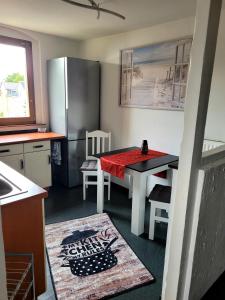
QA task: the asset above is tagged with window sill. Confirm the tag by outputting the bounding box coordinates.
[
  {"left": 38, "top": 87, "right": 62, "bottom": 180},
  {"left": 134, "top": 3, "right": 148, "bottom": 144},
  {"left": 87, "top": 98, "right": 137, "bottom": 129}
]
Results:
[{"left": 0, "top": 124, "right": 47, "bottom": 135}]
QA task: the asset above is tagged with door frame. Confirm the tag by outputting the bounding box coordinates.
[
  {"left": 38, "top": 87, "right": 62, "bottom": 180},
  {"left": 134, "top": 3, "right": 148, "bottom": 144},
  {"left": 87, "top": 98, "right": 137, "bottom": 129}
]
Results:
[{"left": 162, "top": 0, "right": 222, "bottom": 299}]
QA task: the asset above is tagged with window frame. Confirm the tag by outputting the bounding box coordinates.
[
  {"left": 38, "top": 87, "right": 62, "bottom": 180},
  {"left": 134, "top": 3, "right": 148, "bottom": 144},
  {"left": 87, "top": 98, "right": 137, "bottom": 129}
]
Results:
[{"left": 0, "top": 35, "right": 36, "bottom": 126}]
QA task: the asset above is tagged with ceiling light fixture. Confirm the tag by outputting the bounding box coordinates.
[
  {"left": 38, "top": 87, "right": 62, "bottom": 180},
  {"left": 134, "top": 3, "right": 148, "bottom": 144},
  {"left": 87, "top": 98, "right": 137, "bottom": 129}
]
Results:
[{"left": 61, "top": 0, "right": 126, "bottom": 20}]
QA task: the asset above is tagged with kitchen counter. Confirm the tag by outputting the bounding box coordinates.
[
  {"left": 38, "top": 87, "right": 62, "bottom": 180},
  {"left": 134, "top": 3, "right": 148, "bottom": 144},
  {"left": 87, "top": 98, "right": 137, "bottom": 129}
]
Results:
[
  {"left": 0, "top": 161, "right": 48, "bottom": 296},
  {"left": 0, "top": 161, "right": 48, "bottom": 205},
  {"left": 0, "top": 132, "right": 64, "bottom": 146}
]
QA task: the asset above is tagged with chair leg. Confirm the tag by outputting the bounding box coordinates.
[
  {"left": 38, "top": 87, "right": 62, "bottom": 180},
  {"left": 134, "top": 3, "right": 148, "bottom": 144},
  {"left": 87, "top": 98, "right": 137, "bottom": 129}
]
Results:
[
  {"left": 155, "top": 208, "right": 161, "bottom": 223},
  {"left": 149, "top": 203, "right": 156, "bottom": 240},
  {"left": 86, "top": 176, "right": 88, "bottom": 189},
  {"left": 83, "top": 173, "right": 86, "bottom": 201},
  {"left": 107, "top": 175, "right": 111, "bottom": 201}
]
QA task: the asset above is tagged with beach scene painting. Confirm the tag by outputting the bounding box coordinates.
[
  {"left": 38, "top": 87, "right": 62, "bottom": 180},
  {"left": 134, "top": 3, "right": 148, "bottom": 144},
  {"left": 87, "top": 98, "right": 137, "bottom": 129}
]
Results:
[{"left": 120, "top": 38, "right": 192, "bottom": 110}]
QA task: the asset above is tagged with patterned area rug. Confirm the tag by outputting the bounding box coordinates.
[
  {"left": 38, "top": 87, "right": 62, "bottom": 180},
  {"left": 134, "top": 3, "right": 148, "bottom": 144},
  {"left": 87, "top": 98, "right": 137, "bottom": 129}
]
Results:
[{"left": 45, "top": 213, "right": 154, "bottom": 300}]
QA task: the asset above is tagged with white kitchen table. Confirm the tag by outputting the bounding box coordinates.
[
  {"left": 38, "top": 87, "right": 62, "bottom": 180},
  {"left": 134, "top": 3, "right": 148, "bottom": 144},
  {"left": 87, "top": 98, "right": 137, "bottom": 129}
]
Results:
[{"left": 95, "top": 147, "right": 178, "bottom": 236}]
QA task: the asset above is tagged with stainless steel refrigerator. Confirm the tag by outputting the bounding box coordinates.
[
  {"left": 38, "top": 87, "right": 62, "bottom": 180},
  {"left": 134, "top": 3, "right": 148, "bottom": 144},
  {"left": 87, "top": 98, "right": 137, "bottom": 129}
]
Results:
[{"left": 47, "top": 57, "right": 100, "bottom": 187}]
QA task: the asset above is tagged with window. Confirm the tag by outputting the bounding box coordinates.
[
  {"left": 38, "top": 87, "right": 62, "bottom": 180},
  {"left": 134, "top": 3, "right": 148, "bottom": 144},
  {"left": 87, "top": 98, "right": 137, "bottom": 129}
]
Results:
[
  {"left": 120, "top": 38, "right": 192, "bottom": 109},
  {"left": 172, "top": 40, "right": 192, "bottom": 104},
  {"left": 0, "top": 35, "right": 35, "bottom": 125}
]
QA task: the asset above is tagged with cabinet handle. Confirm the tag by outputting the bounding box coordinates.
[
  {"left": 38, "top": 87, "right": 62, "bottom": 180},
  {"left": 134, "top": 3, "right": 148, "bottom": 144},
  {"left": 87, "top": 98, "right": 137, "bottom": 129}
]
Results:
[
  {"left": 20, "top": 159, "right": 24, "bottom": 170},
  {"left": 48, "top": 155, "right": 51, "bottom": 164},
  {"left": 0, "top": 149, "right": 10, "bottom": 153},
  {"left": 33, "top": 145, "right": 44, "bottom": 149}
]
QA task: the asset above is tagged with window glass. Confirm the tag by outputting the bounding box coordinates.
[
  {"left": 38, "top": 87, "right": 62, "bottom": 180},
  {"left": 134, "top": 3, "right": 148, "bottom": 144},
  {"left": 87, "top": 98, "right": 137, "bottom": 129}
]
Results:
[{"left": 0, "top": 36, "right": 35, "bottom": 125}]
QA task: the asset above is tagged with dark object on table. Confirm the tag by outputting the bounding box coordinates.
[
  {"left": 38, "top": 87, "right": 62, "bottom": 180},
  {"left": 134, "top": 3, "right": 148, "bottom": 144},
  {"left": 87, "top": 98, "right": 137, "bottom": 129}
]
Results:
[{"left": 141, "top": 140, "right": 148, "bottom": 155}]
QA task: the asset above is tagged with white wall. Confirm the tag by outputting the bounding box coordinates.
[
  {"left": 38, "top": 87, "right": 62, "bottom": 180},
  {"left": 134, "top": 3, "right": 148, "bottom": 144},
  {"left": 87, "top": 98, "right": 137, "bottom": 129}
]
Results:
[
  {"left": 79, "top": 18, "right": 195, "bottom": 156},
  {"left": 78, "top": 18, "right": 195, "bottom": 189},
  {"left": 1, "top": 13, "right": 224, "bottom": 146},
  {"left": 0, "top": 24, "right": 80, "bottom": 126},
  {"left": 205, "top": 10, "right": 225, "bottom": 142},
  {"left": 79, "top": 12, "right": 225, "bottom": 156}
]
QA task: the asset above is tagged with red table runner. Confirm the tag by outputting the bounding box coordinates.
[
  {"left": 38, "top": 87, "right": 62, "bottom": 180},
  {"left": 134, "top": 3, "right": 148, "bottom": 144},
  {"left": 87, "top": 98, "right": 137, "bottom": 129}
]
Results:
[{"left": 100, "top": 148, "right": 167, "bottom": 179}]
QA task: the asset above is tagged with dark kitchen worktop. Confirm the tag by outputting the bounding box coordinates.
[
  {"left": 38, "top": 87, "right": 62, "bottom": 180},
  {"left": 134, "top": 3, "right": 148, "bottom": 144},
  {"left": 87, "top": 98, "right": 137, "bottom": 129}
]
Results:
[{"left": 168, "top": 161, "right": 179, "bottom": 170}]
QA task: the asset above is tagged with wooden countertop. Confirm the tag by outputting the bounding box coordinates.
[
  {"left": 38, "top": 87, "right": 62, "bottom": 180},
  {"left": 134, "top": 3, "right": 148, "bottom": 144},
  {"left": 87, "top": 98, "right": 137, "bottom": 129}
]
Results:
[
  {"left": 0, "top": 132, "right": 64, "bottom": 146},
  {"left": 0, "top": 161, "right": 48, "bottom": 206}
]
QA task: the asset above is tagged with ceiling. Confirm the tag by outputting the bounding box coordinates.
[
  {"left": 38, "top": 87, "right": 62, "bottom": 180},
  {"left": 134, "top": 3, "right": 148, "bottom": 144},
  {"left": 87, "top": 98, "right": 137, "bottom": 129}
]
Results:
[{"left": 0, "top": 0, "right": 197, "bottom": 40}]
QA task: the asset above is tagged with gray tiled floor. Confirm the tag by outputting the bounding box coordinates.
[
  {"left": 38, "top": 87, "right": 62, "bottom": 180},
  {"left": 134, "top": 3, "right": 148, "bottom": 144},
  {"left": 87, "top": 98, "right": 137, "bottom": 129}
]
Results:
[{"left": 38, "top": 184, "right": 168, "bottom": 300}]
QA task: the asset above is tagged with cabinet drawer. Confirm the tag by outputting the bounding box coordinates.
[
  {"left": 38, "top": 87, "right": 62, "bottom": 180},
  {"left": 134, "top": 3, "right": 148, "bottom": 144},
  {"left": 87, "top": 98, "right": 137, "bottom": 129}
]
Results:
[
  {"left": 0, "top": 144, "right": 23, "bottom": 157},
  {"left": 24, "top": 141, "right": 50, "bottom": 153}
]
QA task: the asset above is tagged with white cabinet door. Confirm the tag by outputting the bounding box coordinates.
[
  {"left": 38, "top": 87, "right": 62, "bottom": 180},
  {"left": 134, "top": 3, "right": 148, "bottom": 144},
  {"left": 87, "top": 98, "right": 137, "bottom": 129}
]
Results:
[
  {"left": 24, "top": 150, "right": 52, "bottom": 188},
  {"left": 0, "top": 154, "right": 25, "bottom": 175}
]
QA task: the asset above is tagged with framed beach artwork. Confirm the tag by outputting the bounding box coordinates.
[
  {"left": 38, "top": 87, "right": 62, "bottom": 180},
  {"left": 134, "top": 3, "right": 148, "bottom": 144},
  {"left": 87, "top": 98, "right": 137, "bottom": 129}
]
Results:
[{"left": 120, "top": 38, "right": 192, "bottom": 110}]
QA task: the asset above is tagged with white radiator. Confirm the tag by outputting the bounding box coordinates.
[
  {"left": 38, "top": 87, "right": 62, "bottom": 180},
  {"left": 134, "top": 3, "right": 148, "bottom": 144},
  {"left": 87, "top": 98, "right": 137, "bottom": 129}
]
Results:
[{"left": 203, "top": 139, "right": 225, "bottom": 152}]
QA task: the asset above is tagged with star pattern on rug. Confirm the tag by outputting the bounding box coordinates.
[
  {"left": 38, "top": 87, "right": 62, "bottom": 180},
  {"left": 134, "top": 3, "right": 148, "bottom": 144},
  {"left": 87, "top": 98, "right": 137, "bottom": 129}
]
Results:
[{"left": 69, "top": 250, "right": 117, "bottom": 276}]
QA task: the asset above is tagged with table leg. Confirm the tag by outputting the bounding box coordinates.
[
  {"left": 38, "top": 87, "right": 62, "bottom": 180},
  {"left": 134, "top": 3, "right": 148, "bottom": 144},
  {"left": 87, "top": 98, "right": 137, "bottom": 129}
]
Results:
[
  {"left": 97, "top": 158, "right": 104, "bottom": 213},
  {"left": 131, "top": 172, "right": 147, "bottom": 236}
]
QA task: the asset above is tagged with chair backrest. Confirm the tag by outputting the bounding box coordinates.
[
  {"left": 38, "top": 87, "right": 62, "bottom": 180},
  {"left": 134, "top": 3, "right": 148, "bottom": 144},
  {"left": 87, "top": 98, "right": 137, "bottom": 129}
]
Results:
[{"left": 86, "top": 130, "right": 111, "bottom": 160}]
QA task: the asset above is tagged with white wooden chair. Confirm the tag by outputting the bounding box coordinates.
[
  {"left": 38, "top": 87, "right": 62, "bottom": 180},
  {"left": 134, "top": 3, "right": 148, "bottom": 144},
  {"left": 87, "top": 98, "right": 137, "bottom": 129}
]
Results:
[
  {"left": 148, "top": 184, "right": 172, "bottom": 240},
  {"left": 81, "top": 130, "right": 111, "bottom": 201}
]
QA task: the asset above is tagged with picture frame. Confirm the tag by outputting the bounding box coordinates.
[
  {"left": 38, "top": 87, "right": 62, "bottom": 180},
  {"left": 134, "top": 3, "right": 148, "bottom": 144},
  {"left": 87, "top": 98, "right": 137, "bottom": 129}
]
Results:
[{"left": 120, "top": 37, "right": 192, "bottom": 110}]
